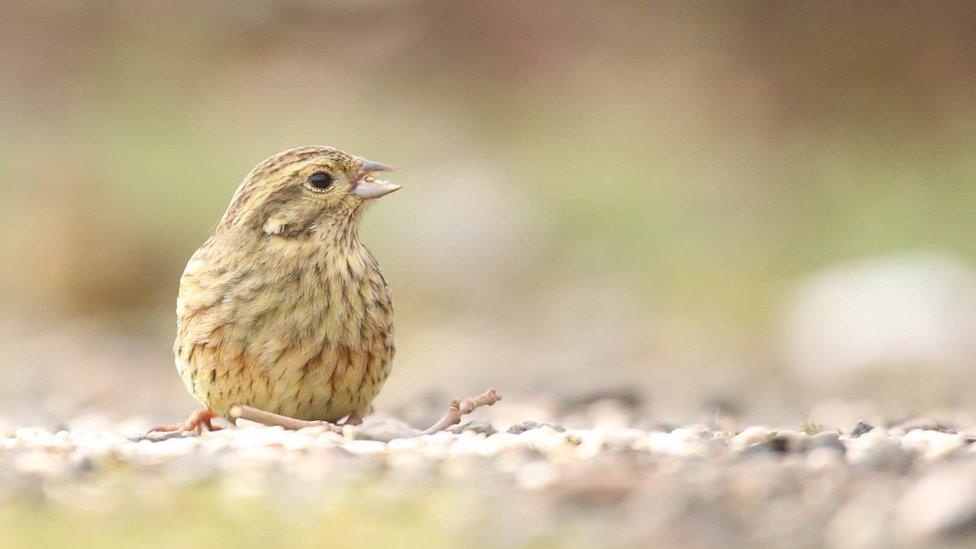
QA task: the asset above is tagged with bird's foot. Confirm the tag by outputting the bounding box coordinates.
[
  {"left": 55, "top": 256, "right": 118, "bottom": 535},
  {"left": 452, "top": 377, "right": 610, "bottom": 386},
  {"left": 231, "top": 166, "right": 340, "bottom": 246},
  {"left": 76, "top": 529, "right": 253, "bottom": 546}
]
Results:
[
  {"left": 149, "top": 409, "right": 222, "bottom": 435},
  {"left": 423, "top": 388, "right": 503, "bottom": 434}
]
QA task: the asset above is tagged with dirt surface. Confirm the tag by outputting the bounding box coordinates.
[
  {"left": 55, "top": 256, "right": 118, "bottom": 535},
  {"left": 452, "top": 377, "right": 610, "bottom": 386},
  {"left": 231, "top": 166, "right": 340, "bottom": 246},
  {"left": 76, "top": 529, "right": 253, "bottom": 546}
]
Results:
[{"left": 4, "top": 402, "right": 976, "bottom": 548}]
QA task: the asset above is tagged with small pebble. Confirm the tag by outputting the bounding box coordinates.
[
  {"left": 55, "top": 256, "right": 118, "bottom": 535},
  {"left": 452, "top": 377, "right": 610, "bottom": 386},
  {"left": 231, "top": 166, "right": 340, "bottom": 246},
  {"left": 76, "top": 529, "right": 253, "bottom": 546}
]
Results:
[
  {"left": 850, "top": 421, "right": 874, "bottom": 438},
  {"left": 351, "top": 418, "right": 421, "bottom": 442},
  {"left": 901, "top": 430, "right": 967, "bottom": 461},
  {"left": 507, "top": 421, "right": 566, "bottom": 434},
  {"left": 809, "top": 431, "right": 846, "bottom": 453},
  {"left": 448, "top": 420, "right": 497, "bottom": 436},
  {"left": 342, "top": 440, "right": 388, "bottom": 456},
  {"left": 731, "top": 426, "right": 773, "bottom": 449}
]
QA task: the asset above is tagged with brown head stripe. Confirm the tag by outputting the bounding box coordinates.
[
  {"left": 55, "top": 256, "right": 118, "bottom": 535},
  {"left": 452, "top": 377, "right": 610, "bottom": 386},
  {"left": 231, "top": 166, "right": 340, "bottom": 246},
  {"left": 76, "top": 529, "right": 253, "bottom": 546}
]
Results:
[{"left": 219, "top": 146, "right": 356, "bottom": 229}]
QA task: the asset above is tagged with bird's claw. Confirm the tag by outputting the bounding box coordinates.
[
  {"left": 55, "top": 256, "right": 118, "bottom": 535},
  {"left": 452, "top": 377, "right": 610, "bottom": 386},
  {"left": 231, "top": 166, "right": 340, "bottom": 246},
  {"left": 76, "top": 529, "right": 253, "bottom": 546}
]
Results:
[
  {"left": 148, "top": 409, "right": 222, "bottom": 435},
  {"left": 341, "top": 411, "right": 364, "bottom": 426}
]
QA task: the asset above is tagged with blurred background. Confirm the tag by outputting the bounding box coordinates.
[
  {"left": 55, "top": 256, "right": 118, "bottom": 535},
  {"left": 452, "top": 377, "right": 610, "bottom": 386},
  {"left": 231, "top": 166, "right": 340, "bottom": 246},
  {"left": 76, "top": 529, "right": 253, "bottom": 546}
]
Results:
[{"left": 2, "top": 0, "right": 976, "bottom": 431}]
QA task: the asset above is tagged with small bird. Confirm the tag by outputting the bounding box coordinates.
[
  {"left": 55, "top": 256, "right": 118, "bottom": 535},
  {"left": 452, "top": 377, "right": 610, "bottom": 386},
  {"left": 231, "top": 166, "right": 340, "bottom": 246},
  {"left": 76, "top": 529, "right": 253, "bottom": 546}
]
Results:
[{"left": 154, "top": 146, "right": 400, "bottom": 433}]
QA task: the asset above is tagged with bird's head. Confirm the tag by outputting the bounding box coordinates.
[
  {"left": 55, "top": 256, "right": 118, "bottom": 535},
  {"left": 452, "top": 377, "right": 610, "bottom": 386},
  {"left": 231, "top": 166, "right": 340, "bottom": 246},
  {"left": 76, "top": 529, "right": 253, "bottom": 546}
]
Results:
[{"left": 217, "top": 146, "right": 400, "bottom": 240}]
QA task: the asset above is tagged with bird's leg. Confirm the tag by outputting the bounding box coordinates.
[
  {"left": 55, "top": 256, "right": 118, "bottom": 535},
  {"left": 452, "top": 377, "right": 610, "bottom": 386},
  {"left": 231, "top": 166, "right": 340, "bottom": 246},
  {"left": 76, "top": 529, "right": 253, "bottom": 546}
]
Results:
[
  {"left": 149, "top": 409, "right": 222, "bottom": 435},
  {"left": 228, "top": 404, "right": 343, "bottom": 433}
]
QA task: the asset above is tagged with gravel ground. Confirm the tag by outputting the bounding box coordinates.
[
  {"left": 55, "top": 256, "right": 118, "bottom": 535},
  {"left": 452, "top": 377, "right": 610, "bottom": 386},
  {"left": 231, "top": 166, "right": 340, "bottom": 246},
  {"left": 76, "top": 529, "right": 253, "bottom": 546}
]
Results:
[{"left": 4, "top": 403, "right": 976, "bottom": 548}]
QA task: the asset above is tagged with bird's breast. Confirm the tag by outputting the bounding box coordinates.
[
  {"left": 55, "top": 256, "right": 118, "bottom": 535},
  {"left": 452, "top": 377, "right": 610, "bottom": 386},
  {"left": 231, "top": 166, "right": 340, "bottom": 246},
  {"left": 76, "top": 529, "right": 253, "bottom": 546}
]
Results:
[
  {"left": 178, "top": 238, "right": 393, "bottom": 356},
  {"left": 175, "top": 238, "right": 395, "bottom": 418}
]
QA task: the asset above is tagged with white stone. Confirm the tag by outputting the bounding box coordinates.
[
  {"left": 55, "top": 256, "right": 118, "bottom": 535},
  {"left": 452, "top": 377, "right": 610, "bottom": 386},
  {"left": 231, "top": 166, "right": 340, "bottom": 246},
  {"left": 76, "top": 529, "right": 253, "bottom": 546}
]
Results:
[
  {"left": 14, "top": 450, "right": 65, "bottom": 476},
  {"left": 670, "top": 425, "right": 712, "bottom": 442},
  {"left": 568, "top": 429, "right": 607, "bottom": 459},
  {"left": 386, "top": 437, "right": 424, "bottom": 453},
  {"left": 806, "top": 447, "right": 845, "bottom": 471},
  {"left": 896, "top": 464, "right": 976, "bottom": 541},
  {"left": 15, "top": 427, "right": 52, "bottom": 442},
  {"left": 846, "top": 429, "right": 913, "bottom": 470},
  {"left": 342, "top": 440, "right": 387, "bottom": 456},
  {"left": 132, "top": 437, "right": 200, "bottom": 461},
  {"left": 515, "top": 460, "right": 558, "bottom": 490},
  {"left": 785, "top": 252, "right": 976, "bottom": 383},
  {"left": 478, "top": 432, "right": 520, "bottom": 456},
  {"left": 637, "top": 431, "right": 696, "bottom": 456},
  {"left": 900, "top": 430, "right": 966, "bottom": 461},
  {"left": 731, "top": 426, "right": 772, "bottom": 449},
  {"left": 449, "top": 434, "right": 486, "bottom": 456}
]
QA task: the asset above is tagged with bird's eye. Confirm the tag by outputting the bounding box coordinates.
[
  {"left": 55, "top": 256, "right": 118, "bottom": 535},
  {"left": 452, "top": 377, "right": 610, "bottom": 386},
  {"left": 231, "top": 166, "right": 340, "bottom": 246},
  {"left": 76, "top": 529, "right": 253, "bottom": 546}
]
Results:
[{"left": 307, "top": 171, "right": 333, "bottom": 191}]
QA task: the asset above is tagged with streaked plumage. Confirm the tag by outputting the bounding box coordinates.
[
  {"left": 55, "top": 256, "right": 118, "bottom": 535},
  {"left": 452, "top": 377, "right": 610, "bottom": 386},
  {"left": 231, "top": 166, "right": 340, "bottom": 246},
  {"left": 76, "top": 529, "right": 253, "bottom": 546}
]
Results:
[{"left": 173, "top": 146, "right": 399, "bottom": 422}]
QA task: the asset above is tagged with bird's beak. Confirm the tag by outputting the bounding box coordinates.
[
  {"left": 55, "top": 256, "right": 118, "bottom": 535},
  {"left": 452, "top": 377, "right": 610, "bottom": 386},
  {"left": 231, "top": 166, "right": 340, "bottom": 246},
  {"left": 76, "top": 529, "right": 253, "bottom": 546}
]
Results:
[{"left": 352, "top": 159, "right": 401, "bottom": 199}]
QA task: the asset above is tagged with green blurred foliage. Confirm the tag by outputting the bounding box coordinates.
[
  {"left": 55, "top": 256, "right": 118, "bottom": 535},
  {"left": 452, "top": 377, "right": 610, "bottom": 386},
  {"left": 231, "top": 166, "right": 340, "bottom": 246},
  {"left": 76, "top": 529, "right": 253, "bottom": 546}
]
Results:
[
  {"left": 1, "top": 0, "right": 975, "bottom": 377},
  {"left": 2, "top": 484, "right": 465, "bottom": 549}
]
